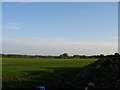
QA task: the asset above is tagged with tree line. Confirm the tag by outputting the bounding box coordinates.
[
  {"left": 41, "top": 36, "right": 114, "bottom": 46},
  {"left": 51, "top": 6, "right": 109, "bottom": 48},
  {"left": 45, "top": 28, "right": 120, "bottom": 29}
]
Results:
[{"left": 1, "top": 53, "right": 120, "bottom": 59}]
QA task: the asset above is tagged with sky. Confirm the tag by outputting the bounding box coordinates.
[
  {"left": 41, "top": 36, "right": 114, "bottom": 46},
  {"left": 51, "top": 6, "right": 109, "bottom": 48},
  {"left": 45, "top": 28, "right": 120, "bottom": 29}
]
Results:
[
  {"left": 1, "top": 0, "right": 119, "bottom": 2},
  {"left": 2, "top": 2, "right": 118, "bottom": 56},
  {"left": 0, "top": 2, "right": 2, "bottom": 54}
]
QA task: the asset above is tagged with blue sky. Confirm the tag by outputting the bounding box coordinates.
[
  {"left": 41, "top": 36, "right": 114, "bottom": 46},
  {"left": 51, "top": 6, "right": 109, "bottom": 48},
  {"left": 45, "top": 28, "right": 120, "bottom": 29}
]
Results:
[
  {"left": 2, "top": 2, "right": 118, "bottom": 55},
  {"left": 0, "top": 2, "right": 2, "bottom": 54}
]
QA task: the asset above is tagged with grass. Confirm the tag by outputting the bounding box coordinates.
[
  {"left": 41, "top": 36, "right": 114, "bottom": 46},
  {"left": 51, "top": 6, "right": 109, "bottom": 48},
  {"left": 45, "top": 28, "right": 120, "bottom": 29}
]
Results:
[{"left": 2, "top": 58, "right": 97, "bottom": 89}]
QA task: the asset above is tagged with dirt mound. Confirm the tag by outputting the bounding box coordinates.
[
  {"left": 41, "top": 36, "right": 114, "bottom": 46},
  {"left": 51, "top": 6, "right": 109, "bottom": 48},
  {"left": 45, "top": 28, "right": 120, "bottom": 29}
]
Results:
[{"left": 65, "top": 56, "right": 120, "bottom": 89}]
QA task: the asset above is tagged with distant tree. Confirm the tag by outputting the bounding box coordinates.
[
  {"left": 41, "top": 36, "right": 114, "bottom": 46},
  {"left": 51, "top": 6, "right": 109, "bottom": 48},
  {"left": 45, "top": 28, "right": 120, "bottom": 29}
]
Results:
[
  {"left": 100, "top": 54, "right": 104, "bottom": 58},
  {"left": 73, "top": 55, "right": 80, "bottom": 58},
  {"left": 59, "top": 53, "right": 69, "bottom": 59},
  {"left": 114, "top": 53, "right": 119, "bottom": 57},
  {"left": 114, "top": 53, "right": 119, "bottom": 60},
  {"left": 80, "top": 55, "right": 86, "bottom": 58}
]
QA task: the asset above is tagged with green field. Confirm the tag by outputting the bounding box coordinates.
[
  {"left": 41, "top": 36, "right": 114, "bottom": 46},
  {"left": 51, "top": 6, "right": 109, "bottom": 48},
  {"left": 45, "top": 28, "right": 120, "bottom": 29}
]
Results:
[{"left": 2, "top": 58, "right": 97, "bottom": 88}]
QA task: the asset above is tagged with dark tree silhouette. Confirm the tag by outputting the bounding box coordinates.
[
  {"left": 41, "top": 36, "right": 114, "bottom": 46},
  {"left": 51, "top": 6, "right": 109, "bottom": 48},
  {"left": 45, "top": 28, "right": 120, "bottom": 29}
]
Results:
[{"left": 59, "top": 53, "right": 69, "bottom": 59}]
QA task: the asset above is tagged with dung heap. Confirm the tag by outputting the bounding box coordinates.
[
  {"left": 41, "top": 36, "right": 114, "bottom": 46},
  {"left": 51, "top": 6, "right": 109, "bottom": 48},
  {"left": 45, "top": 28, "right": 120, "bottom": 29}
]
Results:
[{"left": 65, "top": 53, "right": 120, "bottom": 89}]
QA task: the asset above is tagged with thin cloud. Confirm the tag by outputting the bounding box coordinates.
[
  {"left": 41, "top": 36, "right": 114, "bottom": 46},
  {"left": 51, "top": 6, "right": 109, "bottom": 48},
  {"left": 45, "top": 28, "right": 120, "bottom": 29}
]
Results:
[
  {"left": 0, "top": 38, "right": 2, "bottom": 54},
  {"left": 2, "top": 38, "right": 118, "bottom": 55},
  {"left": 5, "top": 23, "right": 22, "bottom": 30}
]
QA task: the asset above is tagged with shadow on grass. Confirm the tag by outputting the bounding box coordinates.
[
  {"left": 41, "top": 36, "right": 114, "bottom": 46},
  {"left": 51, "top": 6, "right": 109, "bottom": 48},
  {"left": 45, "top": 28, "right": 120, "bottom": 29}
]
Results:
[{"left": 2, "top": 67, "right": 83, "bottom": 89}]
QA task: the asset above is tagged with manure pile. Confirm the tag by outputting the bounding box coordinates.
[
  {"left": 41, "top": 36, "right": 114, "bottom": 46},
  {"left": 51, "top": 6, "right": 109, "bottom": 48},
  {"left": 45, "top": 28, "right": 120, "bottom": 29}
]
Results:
[{"left": 64, "top": 56, "right": 120, "bottom": 89}]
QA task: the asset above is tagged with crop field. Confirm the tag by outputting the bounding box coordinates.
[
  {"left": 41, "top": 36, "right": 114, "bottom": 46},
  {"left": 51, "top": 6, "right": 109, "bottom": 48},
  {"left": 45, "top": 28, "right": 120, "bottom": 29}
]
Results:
[{"left": 2, "top": 58, "right": 97, "bottom": 89}]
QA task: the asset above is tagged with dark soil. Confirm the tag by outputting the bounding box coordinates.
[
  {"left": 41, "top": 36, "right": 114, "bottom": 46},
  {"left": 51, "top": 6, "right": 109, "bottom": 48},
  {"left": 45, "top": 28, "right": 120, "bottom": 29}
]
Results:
[{"left": 64, "top": 56, "right": 120, "bottom": 89}]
